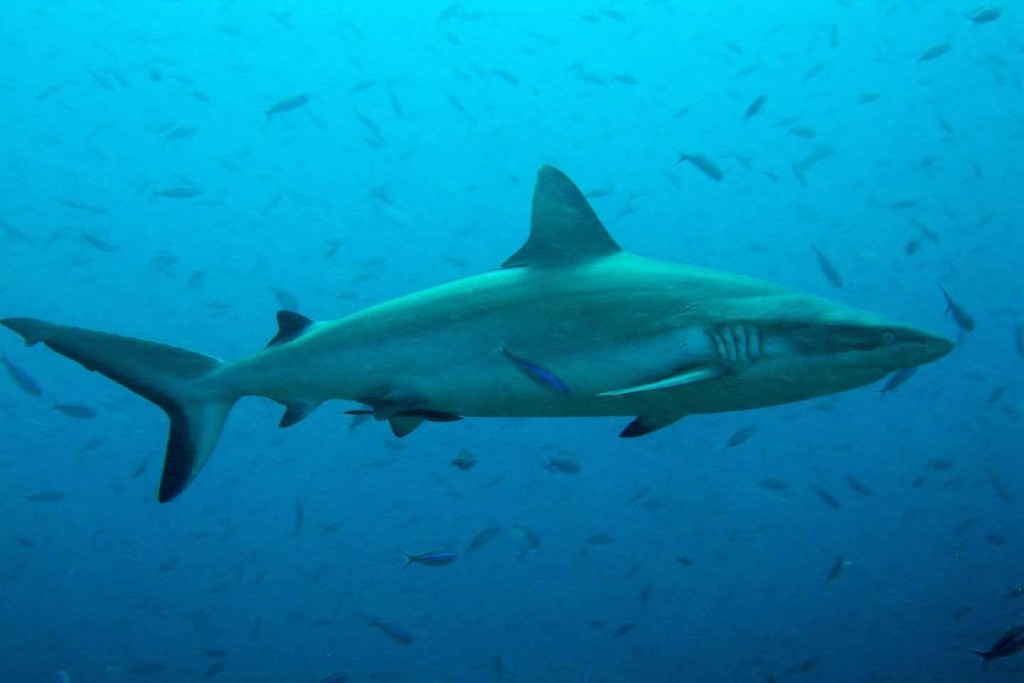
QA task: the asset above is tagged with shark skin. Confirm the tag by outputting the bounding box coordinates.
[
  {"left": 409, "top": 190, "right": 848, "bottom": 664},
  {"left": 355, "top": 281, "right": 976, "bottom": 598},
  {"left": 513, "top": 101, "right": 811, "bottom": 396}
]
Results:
[{"left": 1, "top": 166, "right": 953, "bottom": 502}]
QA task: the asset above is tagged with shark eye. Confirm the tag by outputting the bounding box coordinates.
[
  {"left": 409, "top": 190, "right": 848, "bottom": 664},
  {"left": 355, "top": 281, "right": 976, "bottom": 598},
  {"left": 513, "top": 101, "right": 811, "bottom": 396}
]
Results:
[{"left": 882, "top": 331, "right": 896, "bottom": 345}]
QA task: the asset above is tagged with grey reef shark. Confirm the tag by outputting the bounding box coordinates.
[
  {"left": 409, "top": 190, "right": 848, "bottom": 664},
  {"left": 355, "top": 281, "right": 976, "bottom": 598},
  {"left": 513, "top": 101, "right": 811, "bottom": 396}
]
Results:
[{"left": 2, "top": 166, "right": 952, "bottom": 502}]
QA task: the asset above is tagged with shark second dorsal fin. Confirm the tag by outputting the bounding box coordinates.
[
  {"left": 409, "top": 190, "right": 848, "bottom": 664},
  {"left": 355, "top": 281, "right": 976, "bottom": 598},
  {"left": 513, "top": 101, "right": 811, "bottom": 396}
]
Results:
[{"left": 502, "top": 165, "right": 622, "bottom": 269}]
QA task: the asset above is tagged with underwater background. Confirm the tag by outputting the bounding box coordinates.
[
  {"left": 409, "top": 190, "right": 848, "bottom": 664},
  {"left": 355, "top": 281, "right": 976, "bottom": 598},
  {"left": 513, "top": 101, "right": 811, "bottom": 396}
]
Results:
[{"left": 1, "top": 1, "right": 1022, "bottom": 681}]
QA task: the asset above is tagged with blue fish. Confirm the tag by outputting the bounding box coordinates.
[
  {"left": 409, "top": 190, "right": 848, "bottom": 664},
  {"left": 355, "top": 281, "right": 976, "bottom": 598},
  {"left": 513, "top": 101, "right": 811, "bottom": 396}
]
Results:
[
  {"left": 357, "top": 613, "right": 414, "bottom": 645},
  {"left": 402, "top": 550, "right": 457, "bottom": 570},
  {"left": 500, "top": 345, "right": 570, "bottom": 395}
]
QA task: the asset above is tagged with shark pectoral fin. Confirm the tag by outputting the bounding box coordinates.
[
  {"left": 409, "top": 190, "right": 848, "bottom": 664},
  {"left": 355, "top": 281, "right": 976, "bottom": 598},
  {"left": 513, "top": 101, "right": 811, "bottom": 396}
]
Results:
[
  {"left": 1, "top": 317, "right": 233, "bottom": 503},
  {"left": 278, "top": 400, "right": 322, "bottom": 428},
  {"left": 267, "top": 310, "right": 315, "bottom": 347},
  {"left": 501, "top": 165, "right": 622, "bottom": 269},
  {"left": 600, "top": 365, "right": 727, "bottom": 397},
  {"left": 389, "top": 416, "right": 424, "bottom": 438},
  {"left": 620, "top": 410, "right": 687, "bottom": 438}
]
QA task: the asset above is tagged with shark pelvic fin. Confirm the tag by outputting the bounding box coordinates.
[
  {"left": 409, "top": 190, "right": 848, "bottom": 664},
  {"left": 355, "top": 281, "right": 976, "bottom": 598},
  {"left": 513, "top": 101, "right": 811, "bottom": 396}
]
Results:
[
  {"left": 501, "top": 165, "right": 622, "bottom": 269},
  {"left": 267, "top": 310, "right": 315, "bottom": 347},
  {"left": 1, "top": 317, "right": 233, "bottom": 503},
  {"left": 278, "top": 400, "right": 322, "bottom": 428},
  {"left": 601, "top": 365, "right": 727, "bottom": 397}
]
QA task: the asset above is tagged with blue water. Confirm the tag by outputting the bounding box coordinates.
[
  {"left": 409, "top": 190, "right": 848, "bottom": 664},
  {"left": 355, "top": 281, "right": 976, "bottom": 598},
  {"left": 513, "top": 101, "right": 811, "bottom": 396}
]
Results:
[{"left": 1, "top": 2, "right": 1022, "bottom": 681}]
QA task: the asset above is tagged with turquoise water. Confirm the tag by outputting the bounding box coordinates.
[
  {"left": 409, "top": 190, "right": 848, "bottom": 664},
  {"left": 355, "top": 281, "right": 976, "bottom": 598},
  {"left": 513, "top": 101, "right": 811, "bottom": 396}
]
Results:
[{"left": 0, "top": 2, "right": 1021, "bottom": 681}]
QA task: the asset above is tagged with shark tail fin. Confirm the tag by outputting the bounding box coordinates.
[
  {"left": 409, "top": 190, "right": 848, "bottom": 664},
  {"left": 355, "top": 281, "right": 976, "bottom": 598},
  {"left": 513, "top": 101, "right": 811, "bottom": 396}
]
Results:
[{"left": 1, "top": 317, "right": 233, "bottom": 503}]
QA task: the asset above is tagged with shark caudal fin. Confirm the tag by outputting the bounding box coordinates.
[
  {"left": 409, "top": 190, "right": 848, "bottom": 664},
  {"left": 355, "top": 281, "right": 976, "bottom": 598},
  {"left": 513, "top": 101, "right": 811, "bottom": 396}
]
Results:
[{"left": 1, "top": 317, "right": 233, "bottom": 503}]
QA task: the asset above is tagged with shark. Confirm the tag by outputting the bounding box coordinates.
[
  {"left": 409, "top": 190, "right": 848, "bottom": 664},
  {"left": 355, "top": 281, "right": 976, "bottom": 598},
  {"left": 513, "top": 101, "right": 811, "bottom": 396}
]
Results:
[{"left": 1, "top": 166, "right": 953, "bottom": 503}]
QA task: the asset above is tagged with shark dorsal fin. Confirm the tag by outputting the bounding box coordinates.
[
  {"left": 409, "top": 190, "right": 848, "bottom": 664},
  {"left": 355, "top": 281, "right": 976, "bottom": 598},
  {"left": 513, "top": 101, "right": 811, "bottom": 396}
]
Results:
[
  {"left": 267, "top": 310, "right": 314, "bottom": 347},
  {"left": 501, "top": 165, "right": 621, "bottom": 269}
]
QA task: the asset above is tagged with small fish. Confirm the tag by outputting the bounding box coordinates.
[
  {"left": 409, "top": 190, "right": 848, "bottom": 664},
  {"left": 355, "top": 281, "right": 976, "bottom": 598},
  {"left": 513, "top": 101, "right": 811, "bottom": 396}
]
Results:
[
  {"left": 357, "top": 613, "right": 414, "bottom": 645},
  {"left": 585, "top": 532, "right": 615, "bottom": 546},
  {"left": 987, "top": 385, "right": 1008, "bottom": 404},
  {"left": 402, "top": 550, "right": 457, "bottom": 570},
  {"left": 878, "top": 367, "right": 917, "bottom": 395},
  {"left": 465, "top": 525, "right": 502, "bottom": 552},
  {"left": 203, "top": 661, "right": 225, "bottom": 678},
  {"left": 153, "top": 185, "right": 203, "bottom": 199},
  {"left": 492, "top": 69, "right": 521, "bottom": 85},
  {"left": 52, "top": 403, "right": 98, "bottom": 419},
  {"left": 810, "top": 245, "right": 843, "bottom": 288},
  {"left": 797, "top": 144, "right": 835, "bottom": 171},
  {"left": 804, "top": 63, "right": 825, "bottom": 81},
  {"left": 500, "top": 345, "right": 569, "bottom": 395},
  {"left": 757, "top": 478, "right": 788, "bottom": 491},
  {"left": 273, "top": 288, "right": 300, "bottom": 311},
  {"left": 919, "top": 43, "right": 952, "bottom": 61},
  {"left": 676, "top": 153, "right": 723, "bottom": 181},
  {"left": 54, "top": 198, "right": 107, "bottom": 214},
  {"left": 825, "top": 556, "right": 849, "bottom": 581},
  {"left": 129, "top": 662, "right": 167, "bottom": 674},
  {"left": 349, "top": 79, "right": 376, "bottom": 93},
  {"left": 614, "top": 623, "right": 637, "bottom": 637},
  {"left": 293, "top": 497, "right": 304, "bottom": 537},
  {"left": 743, "top": 95, "right": 766, "bottom": 120},
  {"left": 163, "top": 126, "right": 199, "bottom": 141},
  {"left": 785, "top": 658, "right": 819, "bottom": 675},
  {"left": 316, "top": 674, "right": 348, "bottom": 683},
  {"left": 450, "top": 449, "right": 476, "bottom": 471},
  {"left": 968, "top": 7, "right": 1002, "bottom": 24},
  {"left": 941, "top": 288, "right": 976, "bottom": 332},
  {"left": 639, "top": 581, "right": 653, "bottom": 604},
  {"left": 79, "top": 231, "right": 121, "bottom": 253},
  {"left": 845, "top": 475, "right": 873, "bottom": 497},
  {"left": 544, "top": 457, "right": 581, "bottom": 474},
  {"left": 2, "top": 352, "right": 44, "bottom": 396},
  {"left": 510, "top": 524, "right": 541, "bottom": 557},
  {"left": 725, "top": 425, "right": 756, "bottom": 448},
  {"left": 265, "top": 93, "right": 311, "bottom": 119},
  {"left": 26, "top": 490, "right": 66, "bottom": 502},
  {"left": 676, "top": 556, "right": 693, "bottom": 566},
  {"left": 812, "top": 486, "right": 841, "bottom": 509},
  {"left": 972, "top": 624, "right": 1024, "bottom": 664},
  {"left": 890, "top": 199, "right": 917, "bottom": 210},
  {"left": 1014, "top": 325, "right": 1024, "bottom": 358}
]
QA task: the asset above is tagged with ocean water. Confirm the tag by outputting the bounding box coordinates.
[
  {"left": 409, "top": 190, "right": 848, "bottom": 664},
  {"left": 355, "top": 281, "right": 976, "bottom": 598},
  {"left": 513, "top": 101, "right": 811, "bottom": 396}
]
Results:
[{"left": 1, "top": 1, "right": 1022, "bottom": 681}]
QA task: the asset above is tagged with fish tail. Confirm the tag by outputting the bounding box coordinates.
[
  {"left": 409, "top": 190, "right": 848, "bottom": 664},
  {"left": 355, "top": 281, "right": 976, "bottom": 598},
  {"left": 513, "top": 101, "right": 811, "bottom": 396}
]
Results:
[
  {"left": 940, "top": 287, "right": 953, "bottom": 313},
  {"left": 1, "top": 317, "right": 235, "bottom": 503}
]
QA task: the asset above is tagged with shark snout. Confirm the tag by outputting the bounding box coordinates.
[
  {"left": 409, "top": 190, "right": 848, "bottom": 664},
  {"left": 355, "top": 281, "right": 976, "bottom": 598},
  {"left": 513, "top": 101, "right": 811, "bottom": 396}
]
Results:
[{"left": 889, "top": 325, "right": 954, "bottom": 368}]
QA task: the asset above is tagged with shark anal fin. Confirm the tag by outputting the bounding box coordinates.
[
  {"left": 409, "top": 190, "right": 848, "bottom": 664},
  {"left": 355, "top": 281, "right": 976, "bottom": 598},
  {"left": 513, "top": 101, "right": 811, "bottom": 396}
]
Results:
[
  {"left": 267, "top": 310, "right": 315, "bottom": 347},
  {"left": 389, "top": 416, "right": 424, "bottom": 437},
  {"left": 620, "top": 411, "right": 687, "bottom": 438},
  {"left": 601, "top": 365, "right": 726, "bottom": 397},
  {"left": 278, "top": 400, "right": 322, "bottom": 428},
  {"left": 501, "top": 165, "right": 622, "bottom": 269}
]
